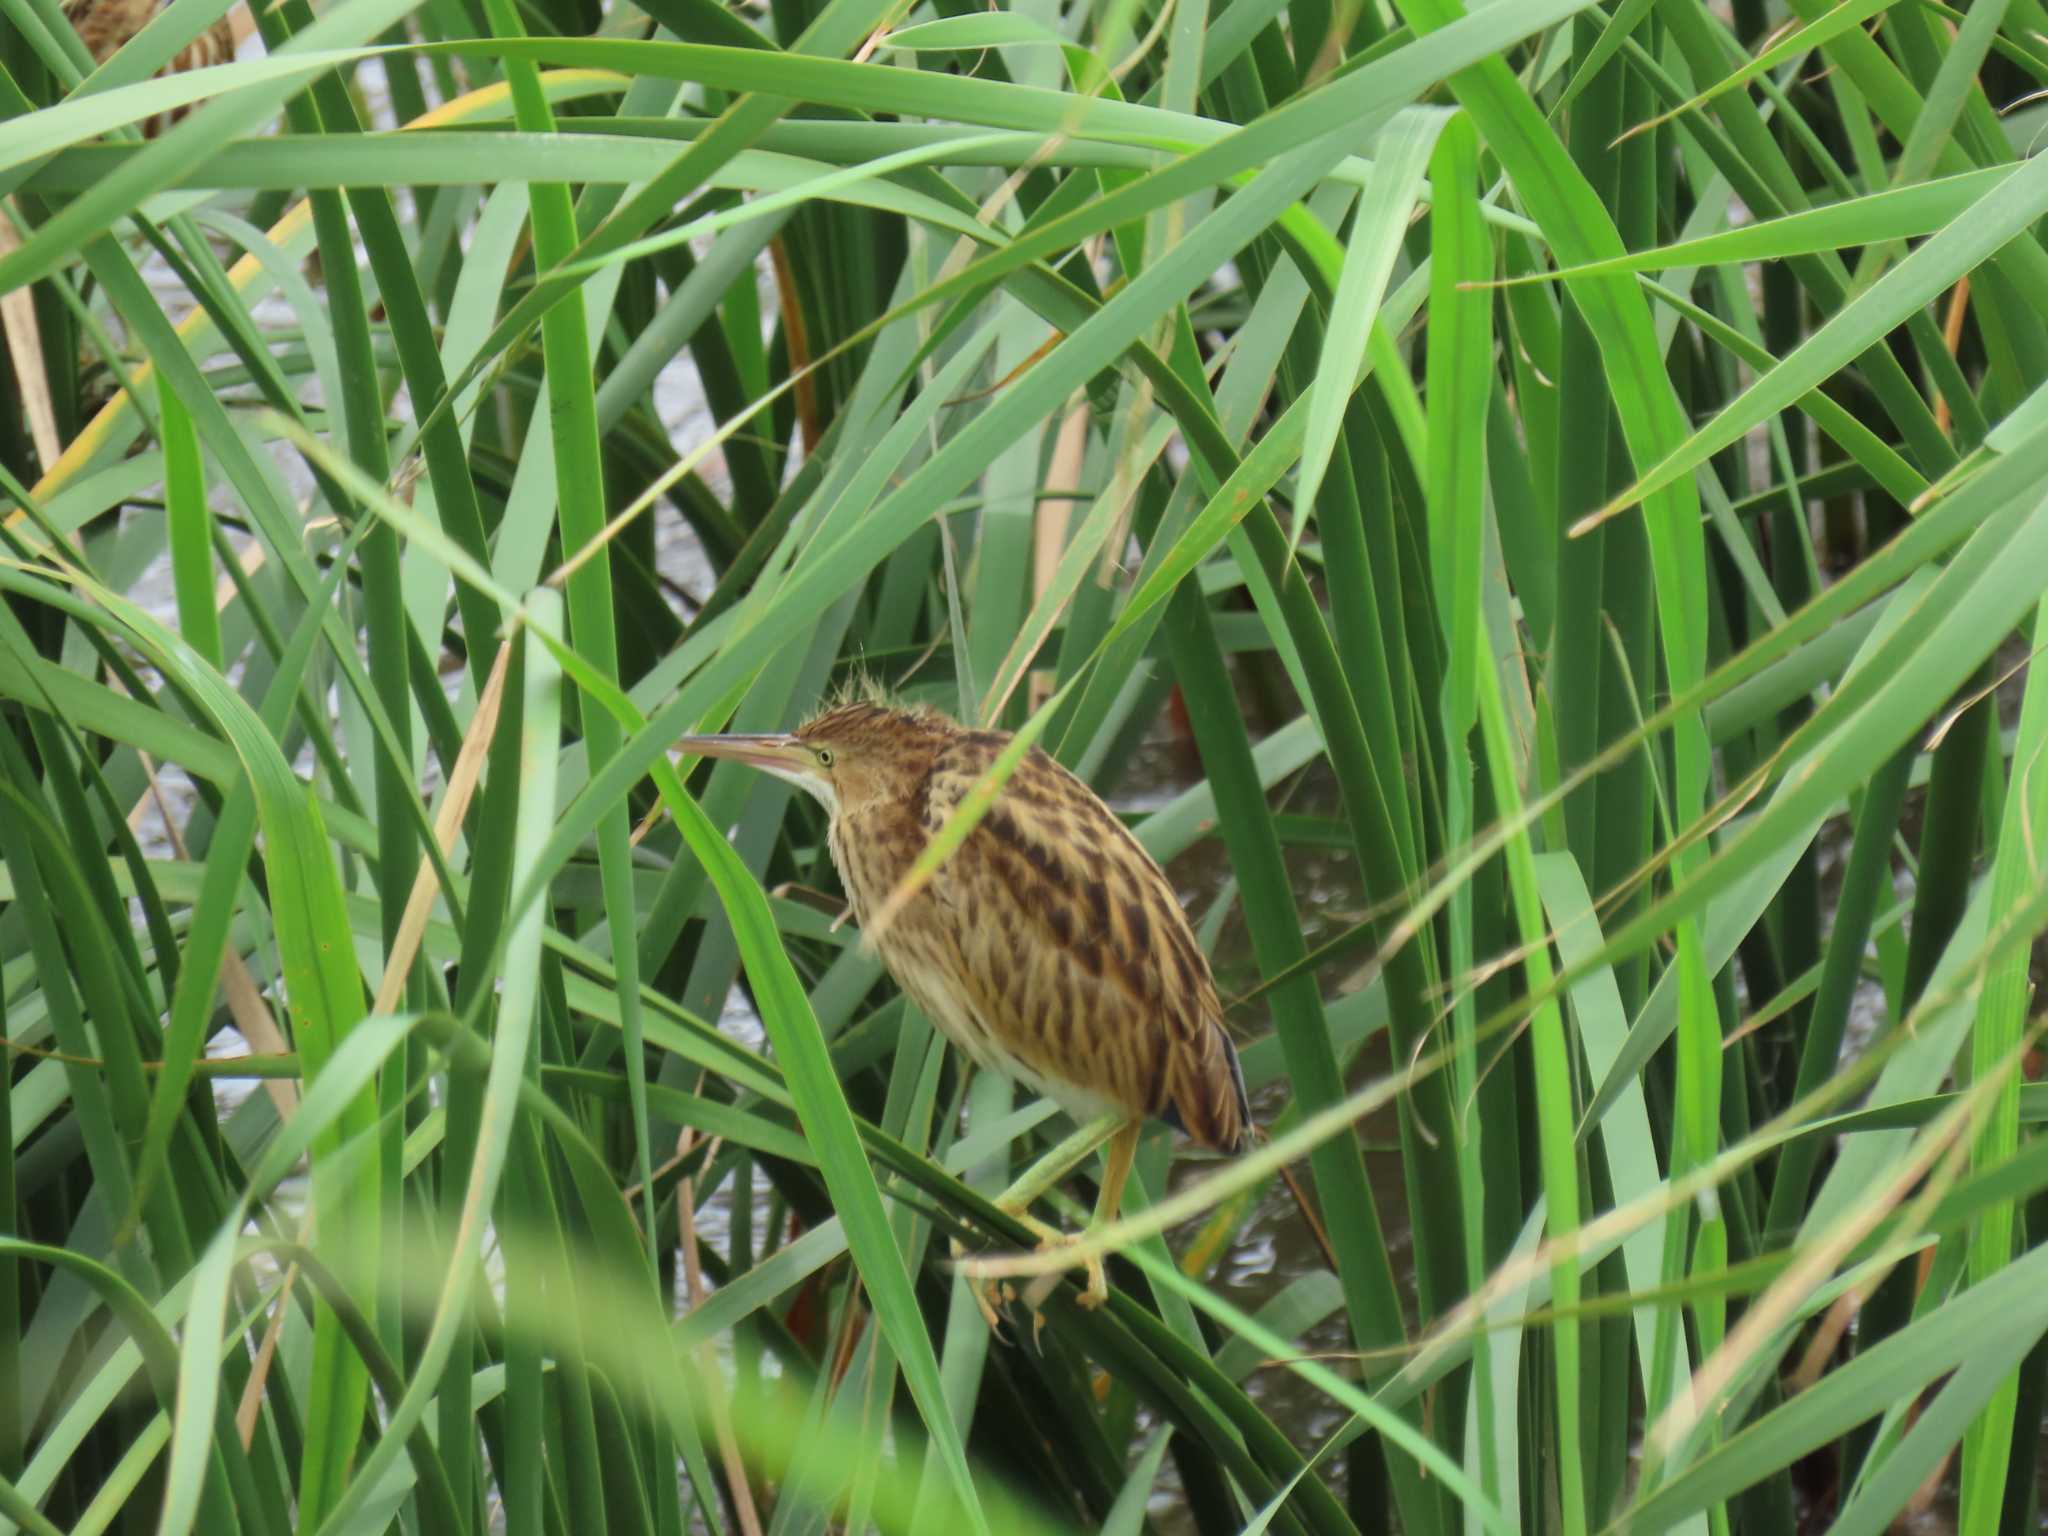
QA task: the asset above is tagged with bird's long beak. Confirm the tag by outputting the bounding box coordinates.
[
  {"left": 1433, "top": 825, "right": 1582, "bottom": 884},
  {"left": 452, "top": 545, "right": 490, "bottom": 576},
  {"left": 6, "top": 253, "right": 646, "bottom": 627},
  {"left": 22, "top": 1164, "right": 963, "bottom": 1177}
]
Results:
[
  {"left": 676, "top": 732, "right": 835, "bottom": 810},
  {"left": 673, "top": 733, "right": 811, "bottom": 774}
]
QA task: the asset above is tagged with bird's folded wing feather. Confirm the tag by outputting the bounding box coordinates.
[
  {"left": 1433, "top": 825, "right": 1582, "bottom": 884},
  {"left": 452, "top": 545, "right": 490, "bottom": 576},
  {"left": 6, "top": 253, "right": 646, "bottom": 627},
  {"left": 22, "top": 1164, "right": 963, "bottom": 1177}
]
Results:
[{"left": 921, "top": 737, "right": 1245, "bottom": 1150}]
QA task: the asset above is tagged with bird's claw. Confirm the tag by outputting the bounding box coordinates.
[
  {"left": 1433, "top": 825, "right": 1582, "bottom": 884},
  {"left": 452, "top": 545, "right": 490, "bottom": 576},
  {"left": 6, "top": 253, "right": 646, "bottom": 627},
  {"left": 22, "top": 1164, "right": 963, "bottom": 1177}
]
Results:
[
  {"left": 1032, "top": 1229, "right": 1109, "bottom": 1311},
  {"left": 1075, "top": 1255, "right": 1110, "bottom": 1311},
  {"left": 952, "top": 1235, "right": 1017, "bottom": 1331},
  {"left": 951, "top": 1224, "right": 1109, "bottom": 1335},
  {"left": 1007, "top": 1213, "right": 1109, "bottom": 1312},
  {"left": 971, "top": 1273, "right": 1016, "bottom": 1331}
]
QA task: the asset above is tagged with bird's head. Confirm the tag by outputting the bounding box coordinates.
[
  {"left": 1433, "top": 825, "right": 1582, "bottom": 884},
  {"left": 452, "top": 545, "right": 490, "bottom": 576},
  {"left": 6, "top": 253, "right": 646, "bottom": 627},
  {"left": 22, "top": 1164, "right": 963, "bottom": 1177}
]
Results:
[{"left": 676, "top": 698, "right": 951, "bottom": 817}]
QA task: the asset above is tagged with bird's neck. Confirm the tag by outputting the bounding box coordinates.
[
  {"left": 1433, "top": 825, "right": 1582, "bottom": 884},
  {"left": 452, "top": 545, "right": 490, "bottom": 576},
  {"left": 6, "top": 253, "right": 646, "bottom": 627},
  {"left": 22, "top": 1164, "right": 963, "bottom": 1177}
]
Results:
[{"left": 827, "top": 795, "right": 928, "bottom": 925}]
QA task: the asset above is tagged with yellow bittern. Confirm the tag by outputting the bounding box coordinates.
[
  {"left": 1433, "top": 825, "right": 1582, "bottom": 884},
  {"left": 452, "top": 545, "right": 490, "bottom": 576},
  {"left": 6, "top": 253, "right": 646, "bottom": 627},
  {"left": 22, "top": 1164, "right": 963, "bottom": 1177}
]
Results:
[{"left": 678, "top": 695, "right": 1249, "bottom": 1318}]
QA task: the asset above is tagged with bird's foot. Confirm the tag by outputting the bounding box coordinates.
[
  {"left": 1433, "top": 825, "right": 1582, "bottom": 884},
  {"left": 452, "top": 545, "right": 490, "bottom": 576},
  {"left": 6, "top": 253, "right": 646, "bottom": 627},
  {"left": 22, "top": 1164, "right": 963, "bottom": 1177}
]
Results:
[
  {"left": 971, "top": 1274, "right": 1016, "bottom": 1331},
  {"left": 1012, "top": 1233, "right": 1108, "bottom": 1348},
  {"left": 1030, "top": 1229, "right": 1109, "bottom": 1311},
  {"left": 1015, "top": 1236, "right": 1114, "bottom": 1318},
  {"left": 950, "top": 1235, "right": 1017, "bottom": 1330},
  {"left": 952, "top": 1216, "right": 1109, "bottom": 1333}
]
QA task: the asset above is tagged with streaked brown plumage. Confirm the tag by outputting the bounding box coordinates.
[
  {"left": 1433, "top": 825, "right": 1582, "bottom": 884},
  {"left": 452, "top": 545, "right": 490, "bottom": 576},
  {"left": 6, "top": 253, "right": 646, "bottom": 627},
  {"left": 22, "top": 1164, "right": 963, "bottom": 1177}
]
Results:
[
  {"left": 678, "top": 695, "right": 1249, "bottom": 1314},
  {"left": 64, "top": 0, "right": 236, "bottom": 134}
]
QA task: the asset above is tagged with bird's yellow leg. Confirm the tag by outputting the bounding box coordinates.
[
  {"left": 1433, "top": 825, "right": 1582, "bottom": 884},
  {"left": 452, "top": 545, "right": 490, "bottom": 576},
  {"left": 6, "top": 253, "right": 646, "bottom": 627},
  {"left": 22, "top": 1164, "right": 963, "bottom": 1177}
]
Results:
[
  {"left": 959, "top": 1112, "right": 1124, "bottom": 1328},
  {"left": 991, "top": 1111, "right": 1124, "bottom": 1217},
  {"left": 1072, "top": 1120, "right": 1141, "bottom": 1309}
]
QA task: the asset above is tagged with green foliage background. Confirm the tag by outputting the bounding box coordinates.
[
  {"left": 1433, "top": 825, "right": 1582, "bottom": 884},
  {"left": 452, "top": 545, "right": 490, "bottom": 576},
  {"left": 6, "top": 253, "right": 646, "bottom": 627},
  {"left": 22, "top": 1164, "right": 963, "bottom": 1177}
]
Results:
[{"left": 3, "top": 0, "right": 2048, "bottom": 1531}]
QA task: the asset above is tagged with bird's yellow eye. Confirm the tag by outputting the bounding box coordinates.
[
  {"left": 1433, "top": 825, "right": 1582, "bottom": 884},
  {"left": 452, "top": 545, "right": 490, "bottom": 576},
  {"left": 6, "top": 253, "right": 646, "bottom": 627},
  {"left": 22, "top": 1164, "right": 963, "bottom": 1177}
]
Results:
[{"left": 815, "top": 748, "right": 835, "bottom": 768}]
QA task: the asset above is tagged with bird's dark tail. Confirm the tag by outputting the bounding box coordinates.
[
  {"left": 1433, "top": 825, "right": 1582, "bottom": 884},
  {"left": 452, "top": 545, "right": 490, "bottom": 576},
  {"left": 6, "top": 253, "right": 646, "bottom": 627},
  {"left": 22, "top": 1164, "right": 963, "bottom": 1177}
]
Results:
[{"left": 1165, "top": 1016, "right": 1252, "bottom": 1156}]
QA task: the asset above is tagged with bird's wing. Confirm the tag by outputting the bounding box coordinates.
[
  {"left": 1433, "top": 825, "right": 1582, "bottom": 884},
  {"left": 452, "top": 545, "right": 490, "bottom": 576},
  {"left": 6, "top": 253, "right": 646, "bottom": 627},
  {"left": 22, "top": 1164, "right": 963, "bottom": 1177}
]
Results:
[{"left": 922, "top": 737, "right": 1247, "bottom": 1150}]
